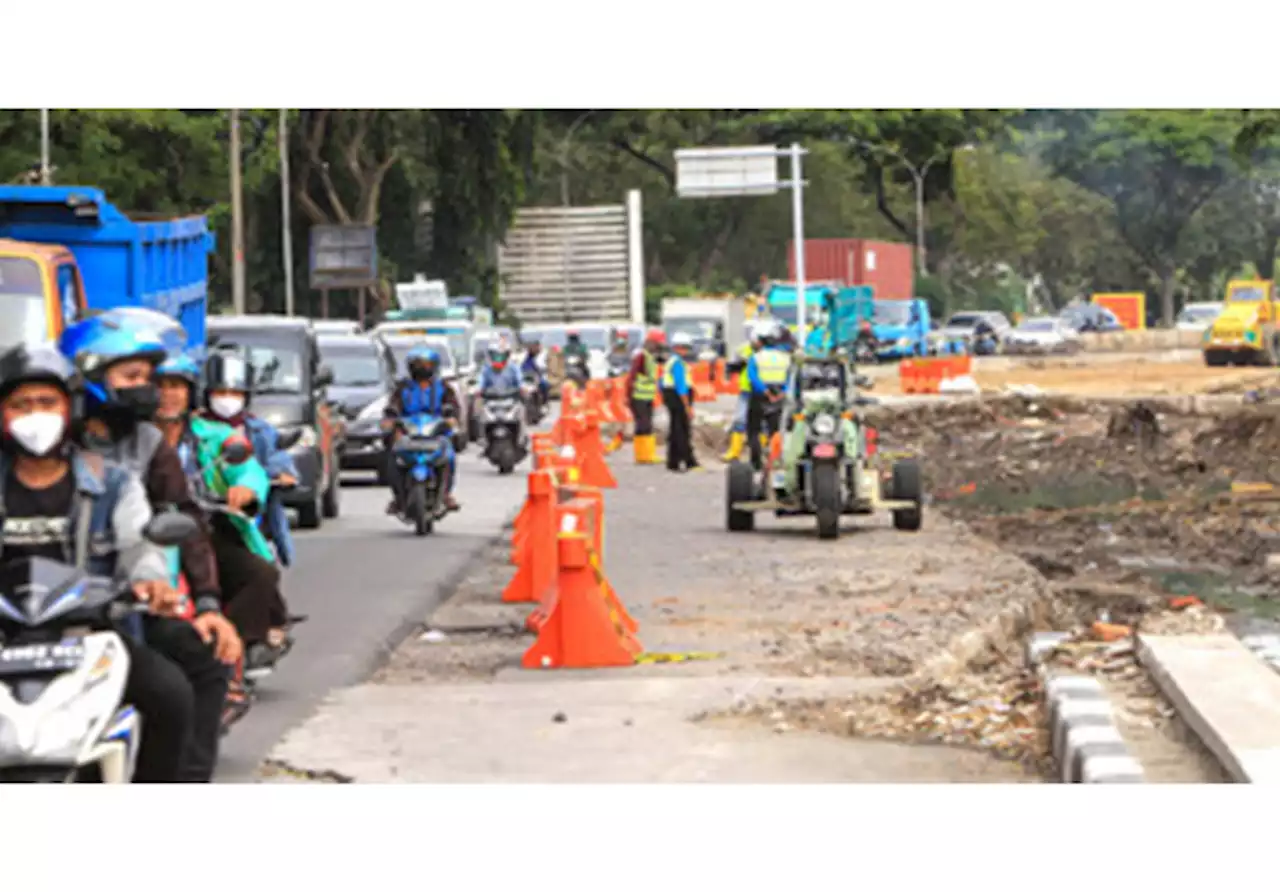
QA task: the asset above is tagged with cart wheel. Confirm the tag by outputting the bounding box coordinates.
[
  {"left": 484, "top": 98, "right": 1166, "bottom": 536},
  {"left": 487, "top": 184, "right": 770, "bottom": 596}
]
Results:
[
  {"left": 726, "top": 461, "right": 755, "bottom": 532},
  {"left": 891, "top": 458, "right": 923, "bottom": 532}
]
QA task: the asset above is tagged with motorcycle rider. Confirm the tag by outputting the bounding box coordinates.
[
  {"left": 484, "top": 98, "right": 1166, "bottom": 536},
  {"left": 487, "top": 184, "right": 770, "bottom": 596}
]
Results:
[
  {"left": 477, "top": 337, "right": 524, "bottom": 395},
  {"left": 563, "top": 328, "right": 591, "bottom": 381},
  {"left": 58, "top": 313, "right": 237, "bottom": 783},
  {"left": 383, "top": 345, "right": 462, "bottom": 515},
  {"left": 721, "top": 329, "right": 761, "bottom": 462},
  {"left": 745, "top": 320, "right": 793, "bottom": 470},
  {"left": 520, "top": 339, "right": 549, "bottom": 406},
  {"left": 0, "top": 341, "right": 193, "bottom": 783},
  {"left": 153, "top": 351, "right": 287, "bottom": 725},
  {"left": 626, "top": 328, "right": 663, "bottom": 465},
  {"left": 854, "top": 318, "right": 878, "bottom": 362},
  {"left": 199, "top": 347, "right": 298, "bottom": 573},
  {"left": 606, "top": 331, "right": 632, "bottom": 376}
]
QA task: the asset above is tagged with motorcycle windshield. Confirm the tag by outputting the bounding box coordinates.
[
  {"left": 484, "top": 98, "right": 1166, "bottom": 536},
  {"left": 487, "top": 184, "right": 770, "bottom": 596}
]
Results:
[
  {"left": 0, "top": 557, "right": 112, "bottom": 628},
  {"left": 404, "top": 414, "right": 445, "bottom": 437}
]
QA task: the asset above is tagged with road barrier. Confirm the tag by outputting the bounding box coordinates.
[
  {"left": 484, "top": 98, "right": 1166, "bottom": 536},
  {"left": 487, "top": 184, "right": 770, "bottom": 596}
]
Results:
[
  {"left": 500, "top": 381, "right": 645, "bottom": 669},
  {"left": 899, "top": 356, "right": 973, "bottom": 395}
]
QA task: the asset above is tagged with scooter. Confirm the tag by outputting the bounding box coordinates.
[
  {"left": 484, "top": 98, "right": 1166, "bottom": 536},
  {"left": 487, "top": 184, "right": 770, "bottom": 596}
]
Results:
[
  {"left": 392, "top": 413, "right": 453, "bottom": 536},
  {"left": 522, "top": 370, "right": 546, "bottom": 425},
  {"left": 0, "top": 513, "right": 199, "bottom": 782},
  {"left": 480, "top": 386, "right": 529, "bottom": 475}
]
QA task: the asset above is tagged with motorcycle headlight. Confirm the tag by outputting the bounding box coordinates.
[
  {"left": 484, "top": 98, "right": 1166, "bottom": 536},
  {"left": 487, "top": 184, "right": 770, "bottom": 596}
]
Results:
[
  {"left": 895, "top": 336, "right": 912, "bottom": 347},
  {"left": 811, "top": 414, "right": 837, "bottom": 437}
]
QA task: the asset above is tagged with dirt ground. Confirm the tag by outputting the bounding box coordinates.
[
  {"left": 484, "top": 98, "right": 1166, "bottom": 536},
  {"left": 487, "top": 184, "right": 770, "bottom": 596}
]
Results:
[{"left": 872, "top": 357, "right": 1280, "bottom": 397}]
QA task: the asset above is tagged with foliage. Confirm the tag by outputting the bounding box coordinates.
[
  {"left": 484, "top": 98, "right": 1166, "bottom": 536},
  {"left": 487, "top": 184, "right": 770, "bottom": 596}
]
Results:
[{"left": 3, "top": 108, "right": 1279, "bottom": 329}]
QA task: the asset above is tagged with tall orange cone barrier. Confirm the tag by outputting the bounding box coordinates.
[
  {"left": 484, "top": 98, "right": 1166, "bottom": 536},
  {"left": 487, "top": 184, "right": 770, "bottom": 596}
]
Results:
[
  {"left": 691, "top": 362, "right": 717, "bottom": 403},
  {"left": 522, "top": 529, "right": 642, "bottom": 669},
  {"left": 563, "top": 410, "right": 616, "bottom": 489},
  {"left": 503, "top": 470, "right": 558, "bottom": 605}
]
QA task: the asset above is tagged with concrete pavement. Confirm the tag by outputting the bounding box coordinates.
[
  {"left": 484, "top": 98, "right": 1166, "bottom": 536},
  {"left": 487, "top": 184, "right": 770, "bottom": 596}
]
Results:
[{"left": 214, "top": 448, "right": 528, "bottom": 781}]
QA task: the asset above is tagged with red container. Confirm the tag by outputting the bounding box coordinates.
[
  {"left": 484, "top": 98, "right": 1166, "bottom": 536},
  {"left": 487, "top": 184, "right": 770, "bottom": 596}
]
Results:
[{"left": 786, "top": 238, "right": 915, "bottom": 299}]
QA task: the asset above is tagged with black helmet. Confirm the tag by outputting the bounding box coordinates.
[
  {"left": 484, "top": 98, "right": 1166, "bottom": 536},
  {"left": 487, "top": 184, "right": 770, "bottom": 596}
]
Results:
[
  {"left": 204, "top": 346, "right": 255, "bottom": 406},
  {"left": 0, "top": 342, "right": 76, "bottom": 403}
]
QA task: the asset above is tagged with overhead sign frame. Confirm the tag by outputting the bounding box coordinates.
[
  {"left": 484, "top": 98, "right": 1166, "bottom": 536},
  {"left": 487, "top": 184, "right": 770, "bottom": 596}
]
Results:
[{"left": 675, "top": 144, "right": 812, "bottom": 333}]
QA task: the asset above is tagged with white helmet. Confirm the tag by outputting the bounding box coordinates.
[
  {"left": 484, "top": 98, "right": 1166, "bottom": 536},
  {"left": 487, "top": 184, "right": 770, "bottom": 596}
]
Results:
[
  {"left": 754, "top": 318, "right": 784, "bottom": 345},
  {"left": 671, "top": 331, "right": 694, "bottom": 348}
]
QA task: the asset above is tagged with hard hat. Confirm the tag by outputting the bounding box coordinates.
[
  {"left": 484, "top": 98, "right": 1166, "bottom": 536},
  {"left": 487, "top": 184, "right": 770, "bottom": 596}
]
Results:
[{"left": 671, "top": 332, "right": 694, "bottom": 348}]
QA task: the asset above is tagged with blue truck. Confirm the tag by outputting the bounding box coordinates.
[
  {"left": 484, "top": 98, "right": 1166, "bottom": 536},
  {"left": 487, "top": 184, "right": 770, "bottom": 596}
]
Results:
[
  {"left": 0, "top": 185, "right": 214, "bottom": 353},
  {"left": 870, "top": 297, "right": 965, "bottom": 360}
]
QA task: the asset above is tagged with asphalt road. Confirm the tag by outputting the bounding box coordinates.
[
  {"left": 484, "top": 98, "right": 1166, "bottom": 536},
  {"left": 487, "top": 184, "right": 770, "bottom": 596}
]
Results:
[{"left": 214, "top": 447, "right": 529, "bottom": 781}]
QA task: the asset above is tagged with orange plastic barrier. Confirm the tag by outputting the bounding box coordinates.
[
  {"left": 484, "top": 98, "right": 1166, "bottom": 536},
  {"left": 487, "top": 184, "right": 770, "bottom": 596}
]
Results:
[
  {"left": 562, "top": 409, "right": 616, "bottom": 490},
  {"left": 898, "top": 355, "right": 972, "bottom": 395},
  {"left": 522, "top": 531, "right": 642, "bottom": 670},
  {"left": 714, "top": 358, "right": 737, "bottom": 396},
  {"left": 503, "top": 471, "right": 558, "bottom": 604},
  {"left": 691, "top": 361, "right": 717, "bottom": 403}
]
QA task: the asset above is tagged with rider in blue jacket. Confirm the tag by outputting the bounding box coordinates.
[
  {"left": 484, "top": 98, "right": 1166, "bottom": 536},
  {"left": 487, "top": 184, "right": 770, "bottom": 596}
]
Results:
[
  {"left": 520, "top": 340, "right": 549, "bottom": 403},
  {"left": 382, "top": 345, "right": 462, "bottom": 515},
  {"left": 478, "top": 338, "right": 523, "bottom": 393}
]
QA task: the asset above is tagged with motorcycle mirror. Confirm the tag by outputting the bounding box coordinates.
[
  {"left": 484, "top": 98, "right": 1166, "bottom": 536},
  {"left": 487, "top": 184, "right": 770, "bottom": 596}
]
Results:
[
  {"left": 220, "top": 435, "right": 255, "bottom": 464},
  {"left": 143, "top": 512, "right": 199, "bottom": 547},
  {"left": 274, "top": 428, "right": 303, "bottom": 451}
]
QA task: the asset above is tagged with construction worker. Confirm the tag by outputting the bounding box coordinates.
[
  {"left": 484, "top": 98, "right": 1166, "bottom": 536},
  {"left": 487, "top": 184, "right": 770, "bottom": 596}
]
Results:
[
  {"left": 746, "top": 319, "right": 792, "bottom": 470},
  {"left": 721, "top": 330, "right": 761, "bottom": 461},
  {"left": 661, "top": 331, "right": 700, "bottom": 473},
  {"left": 627, "top": 328, "right": 663, "bottom": 464}
]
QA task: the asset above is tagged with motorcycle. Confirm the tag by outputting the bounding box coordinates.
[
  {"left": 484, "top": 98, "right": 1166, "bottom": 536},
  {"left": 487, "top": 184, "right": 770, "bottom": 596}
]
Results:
[
  {"left": 564, "top": 352, "right": 589, "bottom": 387},
  {"left": 853, "top": 337, "right": 878, "bottom": 365},
  {"left": 972, "top": 332, "right": 1000, "bottom": 356},
  {"left": 0, "top": 513, "right": 199, "bottom": 782},
  {"left": 393, "top": 412, "right": 453, "bottom": 536},
  {"left": 521, "top": 370, "right": 545, "bottom": 425},
  {"left": 481, "top": 387, "right": 529, "bottom": 475}
]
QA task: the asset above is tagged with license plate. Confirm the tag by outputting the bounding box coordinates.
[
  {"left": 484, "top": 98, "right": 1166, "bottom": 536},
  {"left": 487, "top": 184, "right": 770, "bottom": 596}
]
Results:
[
  {"left": 0, "top": 640, "right": 85, "bottom": 676},
  {"left": 812, "top": 443, "right": 836, "bottom": 458}
]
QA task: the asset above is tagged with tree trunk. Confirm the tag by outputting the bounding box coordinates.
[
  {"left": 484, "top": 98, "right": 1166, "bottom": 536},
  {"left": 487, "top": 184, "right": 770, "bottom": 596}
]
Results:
[{"left": 1159, "top": 267, "right": 1177, "bottom": 328}]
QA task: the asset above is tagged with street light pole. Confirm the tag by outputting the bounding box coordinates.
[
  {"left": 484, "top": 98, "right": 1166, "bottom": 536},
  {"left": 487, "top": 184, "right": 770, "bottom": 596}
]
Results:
[
  {"left": 230, "top": 109, "right": 247, "bottom": 314},
  {"left": 39, "top": 109, "right": 51, "bottom": 185},
  {"left": 279, "top": 109, "right": 295, "bottom": 317},
  {"left": 559, "top": 109, "right": 595, "bottom": 207},
  {"left": 854, "top": 140, "right": 971, "bottom": 277}
]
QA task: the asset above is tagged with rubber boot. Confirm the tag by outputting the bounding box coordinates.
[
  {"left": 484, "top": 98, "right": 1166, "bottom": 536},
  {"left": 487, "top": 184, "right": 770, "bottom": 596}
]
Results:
[
  {"left": 637, "top": 434, "right": 662, "bottom": 464},
  {"left": 721, "top": 431, "right": 745, "bottom": 462}
]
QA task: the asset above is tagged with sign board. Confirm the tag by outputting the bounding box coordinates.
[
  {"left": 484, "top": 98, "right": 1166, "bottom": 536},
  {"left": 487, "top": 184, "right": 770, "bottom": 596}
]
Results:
[
  {"left": 675, "top": 146, "right": 779, "bottom": 198},
  {"left": 395, "top": 275, "right": 448, "bottom": 311},
  {"left": 1092, "top": 292, "right": 1146, "bottom": 331},
  {"left": 309, "top": 225, "right": 378, "bottom": 289}
]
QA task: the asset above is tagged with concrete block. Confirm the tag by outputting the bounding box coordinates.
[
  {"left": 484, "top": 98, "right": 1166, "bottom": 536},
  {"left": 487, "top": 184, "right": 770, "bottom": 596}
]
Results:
[
  {"left": 1040, "top": 668, "right": 1143, "bottom": 784},
  {"left": 1139, "top": 633, "right": 1280, "bottom": 783}
]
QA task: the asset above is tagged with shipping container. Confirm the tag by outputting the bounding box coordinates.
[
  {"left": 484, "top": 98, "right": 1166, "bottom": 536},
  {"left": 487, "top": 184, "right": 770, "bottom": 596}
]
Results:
[{"left": 786, "top": 238, "right": 915, "bottom": 300}]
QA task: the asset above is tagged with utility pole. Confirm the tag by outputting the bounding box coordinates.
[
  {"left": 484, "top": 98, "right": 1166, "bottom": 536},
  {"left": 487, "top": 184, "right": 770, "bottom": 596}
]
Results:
[
  {"left": 230, "top": 109, "right": 247, "bottom": 314},
  {"left": 279, "top": 109, "right": 295, "bottom": 317},
  {"left": 39, "top": 110, "right": 51, "bottom": 185},
  {"left": 853, "top": 141, "right": 972, "bottom": 276}
]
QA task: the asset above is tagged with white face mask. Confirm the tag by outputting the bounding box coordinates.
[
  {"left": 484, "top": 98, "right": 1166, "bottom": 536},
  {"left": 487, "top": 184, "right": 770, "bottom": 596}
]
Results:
[
  {"left": 8, "top": 412, "right": 66, "bottom": 456},
  {"left": 209, "top": 395, "right": 245, "bottom": 420}
]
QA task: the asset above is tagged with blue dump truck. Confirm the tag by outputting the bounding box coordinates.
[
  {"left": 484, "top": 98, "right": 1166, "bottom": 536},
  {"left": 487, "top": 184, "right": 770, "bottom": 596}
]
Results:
[
  {"left": 869, "top": 297, "right": 965, "bottom": 360},
  {"left": 0, "top": 185, "right": 214, "bottom": 353}
]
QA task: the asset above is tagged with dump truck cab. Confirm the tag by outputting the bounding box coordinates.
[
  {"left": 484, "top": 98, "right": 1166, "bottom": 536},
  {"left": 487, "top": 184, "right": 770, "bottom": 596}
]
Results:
[
  {"left": 0, "top": 239, "right": 87, "bottom": 351},
  {"left": 1203, "top": 279, "right": 1280, "bottom": 366}
]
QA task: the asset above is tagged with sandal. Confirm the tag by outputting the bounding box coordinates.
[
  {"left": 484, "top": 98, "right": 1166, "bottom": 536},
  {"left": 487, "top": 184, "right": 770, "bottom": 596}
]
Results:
[{"left": 221, "top": 677, "right": 252, "bottom": 734}]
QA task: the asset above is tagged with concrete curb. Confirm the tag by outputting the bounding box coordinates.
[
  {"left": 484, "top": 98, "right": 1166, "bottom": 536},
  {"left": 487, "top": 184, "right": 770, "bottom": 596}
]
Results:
[
  {"left": 909, "top": 583, "right": 1050, "bottom": 687},
  {"left": 1028, "top": 632, "right": 1144, "bottom": 783},
  {"left": 1239, "top": 633, "right": 1280, "bottom": 675}
]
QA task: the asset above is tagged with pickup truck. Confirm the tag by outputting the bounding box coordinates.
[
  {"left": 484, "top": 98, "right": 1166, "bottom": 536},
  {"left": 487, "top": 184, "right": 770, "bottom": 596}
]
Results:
[
  {"left": 0, "top": 185, "right": 213, "bottom": 352},
  {"left": 1203, "top": 279, "right": 1280, "bottom": 366}
]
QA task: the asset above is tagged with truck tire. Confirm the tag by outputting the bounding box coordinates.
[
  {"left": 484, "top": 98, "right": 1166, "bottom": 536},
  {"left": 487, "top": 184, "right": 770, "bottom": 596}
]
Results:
[
  {"left": 1204, "top": 350, "right": 1227, "bottom": 367},
  {"left": 891, "top": 458, "right": 923, "bottom": 532},
  {"left": 726, "top": 462, "right": 755, "bottom": 532},
  {"left": 813, "top": 461, "right": 840, "bottom": 540},
  {"left": 298, "top": 490, "right": 322, "bottom": 530}
]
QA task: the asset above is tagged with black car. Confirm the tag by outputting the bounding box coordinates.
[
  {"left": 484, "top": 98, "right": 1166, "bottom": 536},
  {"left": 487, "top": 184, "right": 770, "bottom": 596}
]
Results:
[
  {"left": 206, "top": 316, "right": 343, "bottom": 530},
  {"left": 318, "top": 333, "right": 397, "bottom": 472}
]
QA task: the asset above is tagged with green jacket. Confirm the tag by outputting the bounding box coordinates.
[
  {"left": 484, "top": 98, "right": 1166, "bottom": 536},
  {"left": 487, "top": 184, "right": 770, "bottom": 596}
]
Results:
[{"left": 185, "top": 415, "right": 276, "bottom": 565}]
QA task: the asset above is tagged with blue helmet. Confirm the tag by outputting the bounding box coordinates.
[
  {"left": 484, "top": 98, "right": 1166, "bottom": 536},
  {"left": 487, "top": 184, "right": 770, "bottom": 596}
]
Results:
[
  {"left": 405, "top": 345, "right": 441, "bottom": 380},
  {"left": 58, "top": 313, "right": 170, "bottom": 417},
  {"left": 156, "top": 351, "right": 202, "bottom": 386}
]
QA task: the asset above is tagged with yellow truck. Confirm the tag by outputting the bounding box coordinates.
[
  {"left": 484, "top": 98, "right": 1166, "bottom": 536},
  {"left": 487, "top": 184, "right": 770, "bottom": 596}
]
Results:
[{"left": 1203, "top": 280, "right": 1280, "bottom": 366}]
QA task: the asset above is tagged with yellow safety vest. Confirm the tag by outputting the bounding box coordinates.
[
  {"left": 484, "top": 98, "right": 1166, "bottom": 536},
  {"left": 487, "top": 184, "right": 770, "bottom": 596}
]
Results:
[
  {"left": 737, "top": 344, "right": 754, "bottom": 393},
  {"left": 631, "top": 352, "right": 657, "bottom": 401},
  {"left": 753, "top": 348, "right": 791, "bottom": 387},
  {"left": 661, "top": 353, "right": 685, "bottom": 390}
]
